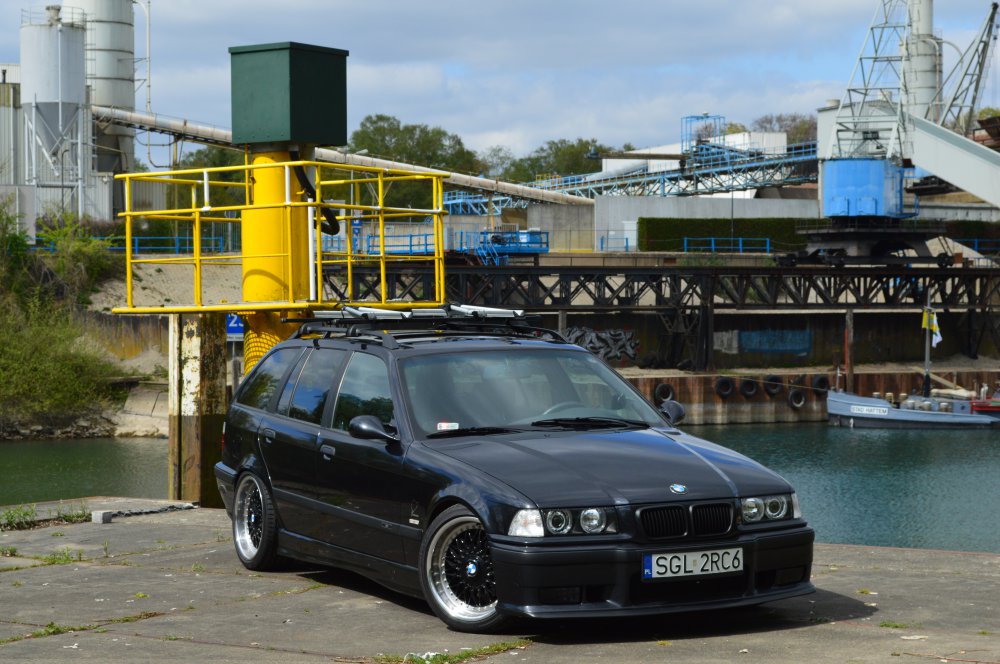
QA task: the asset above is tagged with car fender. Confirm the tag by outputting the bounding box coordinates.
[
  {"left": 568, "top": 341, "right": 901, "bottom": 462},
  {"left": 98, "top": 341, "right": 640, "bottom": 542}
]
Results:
[
  {"left": 408, "top": 445, "right": 534, "bottom": 535},
  {"left": 235, "top": 452, "right": 269, "bottom": 487}
]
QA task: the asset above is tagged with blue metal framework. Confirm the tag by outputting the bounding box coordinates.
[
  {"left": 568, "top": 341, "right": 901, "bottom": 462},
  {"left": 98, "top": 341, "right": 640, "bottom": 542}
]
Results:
[
  {"left": 324, "top": 228, "right": 550, "bottom": 264},
  {"left": 443, "top": 115, "right": 819, "bottom": 216},
  {"left": 683, "top": 237, "right": 772, "bottom": 253}
]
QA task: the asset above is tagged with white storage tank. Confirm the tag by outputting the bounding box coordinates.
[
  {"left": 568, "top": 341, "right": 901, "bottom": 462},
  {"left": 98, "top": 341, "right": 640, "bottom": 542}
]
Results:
[
  {"left": 19, "top": 6, "right": 87, "bottom": 156},
  {"left": 73, "top": 0, "right": 136, "bottom": 172}
]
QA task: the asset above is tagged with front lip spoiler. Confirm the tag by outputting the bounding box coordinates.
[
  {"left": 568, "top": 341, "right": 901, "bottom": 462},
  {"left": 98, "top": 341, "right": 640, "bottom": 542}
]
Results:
[{"left": 498, "top": 582, "right": 815, "bottom": 619}]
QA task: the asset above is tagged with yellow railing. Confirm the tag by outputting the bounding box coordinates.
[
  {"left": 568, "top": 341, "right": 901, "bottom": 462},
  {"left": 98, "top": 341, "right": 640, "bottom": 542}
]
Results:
[{"left": 113, "top": 159, "right": 447, "bottom": 314}]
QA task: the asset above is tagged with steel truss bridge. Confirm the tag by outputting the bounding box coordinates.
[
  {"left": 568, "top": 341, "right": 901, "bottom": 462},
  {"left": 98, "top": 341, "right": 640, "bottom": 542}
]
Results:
[{"left": 324, "top": 264, "right": 1000, "bottom": 370}]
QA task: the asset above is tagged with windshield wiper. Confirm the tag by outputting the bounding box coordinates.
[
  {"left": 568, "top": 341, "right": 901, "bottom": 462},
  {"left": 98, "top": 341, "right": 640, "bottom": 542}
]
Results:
[
  {"left": 529, "top": 417, "right": 649, "bottom": 430},
  {"left": 426, "top": 426, "right": 522, "bottom": 439}
]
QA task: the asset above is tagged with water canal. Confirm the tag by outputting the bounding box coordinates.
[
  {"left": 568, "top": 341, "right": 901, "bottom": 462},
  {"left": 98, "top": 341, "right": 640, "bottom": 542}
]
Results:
[{"left": 2, "top": 424, "right": 998, "bottom": 553}]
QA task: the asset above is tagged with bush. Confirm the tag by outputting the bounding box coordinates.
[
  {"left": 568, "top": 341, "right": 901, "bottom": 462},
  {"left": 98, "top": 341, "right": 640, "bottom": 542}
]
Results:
[
  {"left": 0, "top": 298, "right": 121, "bottom": 425},
  {"left": 0, "top": 199, "right": 31, "bottom": 297},
  {"left": 638, "top": 217, "right": 808, "bottom": 253},
  {"left": 35, "top": 212, "right": 122, "bottom": 304}
]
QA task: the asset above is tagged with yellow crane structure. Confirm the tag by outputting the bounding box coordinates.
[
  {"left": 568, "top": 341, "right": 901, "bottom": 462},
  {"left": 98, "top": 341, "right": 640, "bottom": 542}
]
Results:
[
  {"left": 114, "top": 155, "right": 447, "bottom": 367},
  {"left": 113, "top": 41, "right": 456, "bottom": 506}
]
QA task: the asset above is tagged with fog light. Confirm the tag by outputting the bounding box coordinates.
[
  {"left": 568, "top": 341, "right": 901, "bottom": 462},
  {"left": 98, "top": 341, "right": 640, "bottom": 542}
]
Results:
[{"left": 539, "top": 586, "right": 582, "bottom": 605}]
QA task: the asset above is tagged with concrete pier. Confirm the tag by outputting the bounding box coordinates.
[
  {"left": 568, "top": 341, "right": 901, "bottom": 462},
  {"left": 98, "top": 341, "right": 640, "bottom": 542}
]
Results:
[{"left": 0, "top": 499, "right": 997, "bottom": 662}]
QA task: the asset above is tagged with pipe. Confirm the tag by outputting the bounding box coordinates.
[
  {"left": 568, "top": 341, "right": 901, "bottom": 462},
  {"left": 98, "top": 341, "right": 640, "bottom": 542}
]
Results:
[{"left": 90, "top": 105, "right": 594, "bottom": 206}]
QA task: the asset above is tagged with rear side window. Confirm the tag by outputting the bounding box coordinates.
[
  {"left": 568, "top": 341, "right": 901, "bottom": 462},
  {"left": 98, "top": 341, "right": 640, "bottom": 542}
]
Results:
[
  {"left": 332, "top": 353, "right": 394, "bottom": 430},
  {"left": 288, "top": 348, "right": 347, "bottom": 424},
  {"left": 236, "top": 347, "right": 302, "bottom": 410}
]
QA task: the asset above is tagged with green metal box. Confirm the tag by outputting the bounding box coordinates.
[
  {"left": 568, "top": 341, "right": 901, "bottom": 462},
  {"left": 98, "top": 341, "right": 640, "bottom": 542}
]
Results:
[{"left": 229, "top": 42, "right": 348, "bottom": 146}]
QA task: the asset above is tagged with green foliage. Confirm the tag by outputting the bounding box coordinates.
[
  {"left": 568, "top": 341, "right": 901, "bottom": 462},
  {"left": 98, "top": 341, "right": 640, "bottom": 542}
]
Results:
[
  {"left": 375, "top": 639, "right": 532, "bottom": 664},
  {"left": 0, "top": 298, "right": 121, "bottom": 424},
  {"left": 53, "top": 501, "right": 90, "bottom": 524},
  {"left": 751, "top": 113, "right": 818, "bottom": 143},
  {"left": 42, "top": 548, "right": 79, "bottom": 564},
  {"left": 978, "top": 106, "right": 1000, "bottom": 120},
  {"left": 0, "top": 545, "right": 17, "bottom": 556},
  {"left": 35, "top": 212, "right": 120, "bottom": 303},
  {"left": 350, "top": 114, "right": 481, "bottom": 209},
  {"left": 638, "top": 217, "right": 808, "bottom": 252},
  {"left": 0, "top": 199, "right": 32, "bottom": 297},
  {"left": 0, "top": 503, "right": 37, "bottom": 531},
  {"left": 502, "top": 137, "right": 614, "bottom": 183},
  {"left": 945, "top": 220, "right": 1000, "bottom": 241}
]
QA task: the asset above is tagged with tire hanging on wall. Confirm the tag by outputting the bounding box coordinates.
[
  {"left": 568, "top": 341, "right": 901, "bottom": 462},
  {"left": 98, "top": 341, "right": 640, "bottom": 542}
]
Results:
[
  {"left": 788, "top": 388, "right": 806, "bottom": 409},
  {"left": 811, "top": 375, "right": 830, "bottom": 394},
  {"left": 739, "top": 378, "right": 758, "bottom": 398},
  {"left": 714, "top": 376, "right": 735, "bottom": 399},
  {"left": 654, "top": 382, "right": 675, "bottom": 404},
  {"left": 763, "top": 374, "right": 782, "bottom": 397}
]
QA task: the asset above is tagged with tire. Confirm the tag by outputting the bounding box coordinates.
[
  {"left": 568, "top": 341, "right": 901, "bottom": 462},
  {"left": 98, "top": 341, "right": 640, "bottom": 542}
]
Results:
[
  {"left": 419, "top": 505, "right": 508, "bottom": 633},
  {"left": 714, "top": 377, "right": 735, "bottom": 399},
  {"left": 788, "top": 388, "right": 806, "bottom": 410},
  {"left": 232, "top": 472, "right": 280, "bottom": 571},
  {"left": 763, "top": 374, "right": 782, "bottom": 397},
  {"left": 654, "top": 382, "right": 675, "bottom": 403},
  {"left": 739, "top": 379, "right": 758, "bottom": 398},
  {"left": 811, "top": 375, "right": 830, "bottom": 394}
]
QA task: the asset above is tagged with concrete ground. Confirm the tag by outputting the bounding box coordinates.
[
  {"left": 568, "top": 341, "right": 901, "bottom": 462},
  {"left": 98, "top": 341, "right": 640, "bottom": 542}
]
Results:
[{"left": 0, "top": 499, "right": 997, "bottom": 663}]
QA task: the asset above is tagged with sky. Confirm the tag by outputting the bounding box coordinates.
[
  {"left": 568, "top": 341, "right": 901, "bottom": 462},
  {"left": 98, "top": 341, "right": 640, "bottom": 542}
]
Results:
[{"left": 1, "top": 0, "right": 998, "bottom": 166}]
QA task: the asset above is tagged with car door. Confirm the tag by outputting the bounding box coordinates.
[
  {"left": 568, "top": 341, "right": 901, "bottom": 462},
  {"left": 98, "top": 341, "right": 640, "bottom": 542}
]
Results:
[
  {"left": 258, "top": 347, "right": 347, "bottom": 539},
  {"left": 312, "top": 350, "right": 408, "bottom": 564}
]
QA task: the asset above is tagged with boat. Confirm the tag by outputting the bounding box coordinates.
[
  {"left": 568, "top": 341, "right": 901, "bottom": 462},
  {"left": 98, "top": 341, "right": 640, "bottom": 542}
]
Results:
[
  {"left": 827, "top": 389, "right": 1000, "bottom": 429},
  {"left": 827, "top": 295, "right": 1000, "bottom": 428}
]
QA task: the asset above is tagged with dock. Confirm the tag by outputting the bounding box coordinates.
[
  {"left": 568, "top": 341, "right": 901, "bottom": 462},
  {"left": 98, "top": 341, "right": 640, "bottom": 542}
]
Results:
[{"left": 1, "top": 499, "right": 997, "bottom": 662}]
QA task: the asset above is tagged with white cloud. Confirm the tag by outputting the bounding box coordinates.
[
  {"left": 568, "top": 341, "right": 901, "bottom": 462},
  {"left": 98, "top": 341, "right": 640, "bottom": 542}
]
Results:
[{"left": 1, "top": 0, "right": 997, "bottom": 160}]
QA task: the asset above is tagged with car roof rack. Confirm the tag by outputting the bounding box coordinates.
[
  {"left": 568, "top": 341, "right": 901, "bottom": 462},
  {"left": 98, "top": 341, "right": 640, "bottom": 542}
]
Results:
[{"left": 285, "top": 304, "right": 566, "bottom": 347}]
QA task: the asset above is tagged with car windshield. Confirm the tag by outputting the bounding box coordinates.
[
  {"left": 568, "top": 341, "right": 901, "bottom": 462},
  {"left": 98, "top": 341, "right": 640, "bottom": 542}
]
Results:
[{"left": 399, "top": 348, "right": 664, "bottom": 438}]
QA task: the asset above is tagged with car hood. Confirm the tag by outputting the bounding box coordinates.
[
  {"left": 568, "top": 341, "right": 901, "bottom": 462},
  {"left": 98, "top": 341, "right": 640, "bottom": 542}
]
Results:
[{"left": 429, "top": 427, "right": 792, "bottom": 506}]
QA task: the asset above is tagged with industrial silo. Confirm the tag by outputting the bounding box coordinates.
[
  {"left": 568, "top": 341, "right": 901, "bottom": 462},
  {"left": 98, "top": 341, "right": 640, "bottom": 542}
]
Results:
[
  {"left": 19, "top": 5, "right": 88, "bottom": 219},
  {"left": 73, "top": 0, "right": 136, "bottom": 173},
  {"left": 20, "top": 6, "right": 86, "bottom": 160}
]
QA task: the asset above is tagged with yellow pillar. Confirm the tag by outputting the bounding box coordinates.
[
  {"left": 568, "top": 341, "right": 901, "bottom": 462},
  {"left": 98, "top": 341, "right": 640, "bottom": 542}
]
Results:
[{"left": 241, "top": 151, "right": 312, "bottom": 370}]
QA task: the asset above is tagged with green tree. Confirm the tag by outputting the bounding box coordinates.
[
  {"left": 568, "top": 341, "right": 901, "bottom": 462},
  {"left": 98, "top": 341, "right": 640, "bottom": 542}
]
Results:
[
  {"left": 978, "top": 106, "right": 1000, "bottom": 120},
  {"left": 478, "top": 145, "right": 516, "bottom": 179},
  {"left": 751, "top": 113, "right": 817, "bottom": 143},
  {"left": 726, "top": 122, "right": 749, "bottom": 134},
  {"left": 504, "top": 138, "right": 615, "bottom": 182},
  {"left": 348, "top": 114, "right": 482, "bottom": 209}
]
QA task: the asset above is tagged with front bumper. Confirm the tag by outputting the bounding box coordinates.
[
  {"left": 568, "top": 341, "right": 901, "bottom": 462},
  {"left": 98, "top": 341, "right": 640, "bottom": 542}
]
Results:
[{"left": 490, "top": 527, "right": 814, "bottom": 618}]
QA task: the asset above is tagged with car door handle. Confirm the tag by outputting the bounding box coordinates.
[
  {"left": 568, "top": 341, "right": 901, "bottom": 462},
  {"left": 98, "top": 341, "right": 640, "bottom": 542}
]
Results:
[
  {"left": 262, "top": 428, "right": 276, "bottom": 444},
  {"left": 320, "top": 444, "right": 336, "bottom": 460}
]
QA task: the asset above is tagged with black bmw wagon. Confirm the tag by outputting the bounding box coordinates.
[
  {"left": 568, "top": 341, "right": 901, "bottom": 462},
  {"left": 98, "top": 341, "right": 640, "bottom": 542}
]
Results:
[{"left": 214, "top": 306, "right": 814, "bottom": 632}]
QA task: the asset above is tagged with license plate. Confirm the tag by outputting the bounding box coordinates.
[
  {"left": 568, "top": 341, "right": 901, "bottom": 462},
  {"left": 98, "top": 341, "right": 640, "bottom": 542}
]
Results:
[{"left": 642, "top": 547, "right": 743, "bottom": 580}]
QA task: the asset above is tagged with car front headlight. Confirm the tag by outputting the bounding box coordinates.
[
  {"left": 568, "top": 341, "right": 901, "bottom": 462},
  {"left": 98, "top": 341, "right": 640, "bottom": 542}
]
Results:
[
  {"left": 740, "top": 493, "right": 798, "bottom": 524},
  {"left": 508, "top": 507, "right": 618, "bottom": 537}
]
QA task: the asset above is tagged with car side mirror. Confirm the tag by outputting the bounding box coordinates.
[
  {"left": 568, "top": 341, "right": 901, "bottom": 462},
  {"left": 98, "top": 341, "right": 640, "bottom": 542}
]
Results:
[
  {"left": 348, "top": 415, "right": 400, "bottom": 445},
  {"left": 659, "top": 399, "right": 685, "bottom": 426}
]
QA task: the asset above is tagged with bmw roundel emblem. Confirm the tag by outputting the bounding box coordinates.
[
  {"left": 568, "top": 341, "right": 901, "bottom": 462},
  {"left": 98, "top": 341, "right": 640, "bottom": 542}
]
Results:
[{"left": 669, "top": 483, "right": 687, "bottom": 495}]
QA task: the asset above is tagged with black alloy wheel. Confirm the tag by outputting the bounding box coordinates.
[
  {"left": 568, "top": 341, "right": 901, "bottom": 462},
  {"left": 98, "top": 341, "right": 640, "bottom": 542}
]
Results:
[
  {"left": 419, "top": 505, "right": 508, "bottom": 632},
  {"left": 233, "top": 472, "right": 279, "bottom": 571}
]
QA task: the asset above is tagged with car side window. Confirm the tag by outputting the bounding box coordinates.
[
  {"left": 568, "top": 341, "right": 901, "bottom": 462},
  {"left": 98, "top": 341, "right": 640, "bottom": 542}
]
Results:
[
  {"left": 235, "top": 347, "right": 302, "bottom": 411},
  {"left": 332, "top": 352, "right": 395, "bottom": 431},
  {"left": 287, "top": 348, "right": 347, "bottom": 424}
]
